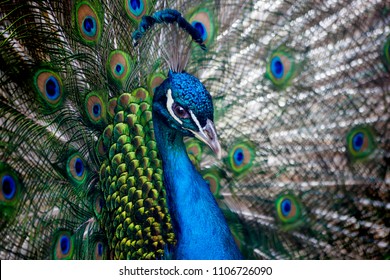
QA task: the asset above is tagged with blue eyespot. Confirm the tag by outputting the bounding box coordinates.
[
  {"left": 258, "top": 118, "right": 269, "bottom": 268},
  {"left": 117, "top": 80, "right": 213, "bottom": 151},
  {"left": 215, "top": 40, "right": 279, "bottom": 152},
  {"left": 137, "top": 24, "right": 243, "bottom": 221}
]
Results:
[
  {"left": 227, "top": 142, "right": 254, "bottom": 175},
  {"left": 281, "top": 198, "right": 292, "bottom": 217},
  {"left": 192, "top": 21, "right": 208, "bottom": 42},
  {"left": 271, "top": 56, "right": 284, "bottom": 79},
  {"left": 128, "top": 0, "right": 144, "bottom": 17},
  {"left": 35, "top": 71, "right": 63, "bottom": 107},
  {"left": 346, "top": 126, "right": 375, "bottom": 159},
  {"left": 97, "top": 242, "right": 103, "bottom": 256},
  {"left": 2, "top": 175, "right": 16, "bottom": 200},
  {"left": 107, "top": 51, "right": 132, "bottom": 83},
  {"left": 352, "top": 132, "right": 364, "bottom": 152},
  {"left": 53, "top": 231, "right": 74, "bottom": 259},
  {"left": 92, "top": 103, "right": 101, "bottom": 118},
  {"left": 67, "top": 154, "right": 87, "bottom": 184},
  {"left": 60, "top": 235, "right": 71, "bottom": 255},
  {"left": 115, "top": 63, "right": 124, "bottom": 76},
  {"left": 233, "top": 148, "right": 244, "bottom": 166},
  {"left": 94, "top": 241, "right": 105, "bottom": 259},
  {"left": 45, "top": 77, "right": 61, "bottom": 101},
  {"left": 82, "top": 16, "right": 97, "bottom": 37},
  {"left": 74, "top": 158, "right": 84, "bottom": 177}
]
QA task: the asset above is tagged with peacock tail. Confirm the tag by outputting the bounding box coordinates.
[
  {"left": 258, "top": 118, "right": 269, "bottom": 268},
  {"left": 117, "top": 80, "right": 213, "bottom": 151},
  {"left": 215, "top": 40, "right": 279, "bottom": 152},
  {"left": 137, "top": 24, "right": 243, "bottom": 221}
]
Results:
[{"left": 0, "top": 0, "right": 389, "bottom": 260}]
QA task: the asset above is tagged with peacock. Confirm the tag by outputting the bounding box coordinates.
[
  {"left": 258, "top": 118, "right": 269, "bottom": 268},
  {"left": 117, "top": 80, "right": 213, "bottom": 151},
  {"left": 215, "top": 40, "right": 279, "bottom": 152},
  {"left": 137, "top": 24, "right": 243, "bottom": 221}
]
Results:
[{"left": 0, "top": 0, "right": 389, "bottom": 260}]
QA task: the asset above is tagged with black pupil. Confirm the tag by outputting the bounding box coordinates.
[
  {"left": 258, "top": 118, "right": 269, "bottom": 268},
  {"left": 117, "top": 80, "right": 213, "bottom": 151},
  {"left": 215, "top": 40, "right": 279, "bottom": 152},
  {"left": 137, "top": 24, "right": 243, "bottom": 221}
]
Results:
[
  {"left": 60, "top": 238, "right": 69, "bottom": 253},
  {"left": 236, "top": 151, "right": 244, "bottom": 162},
  {"left": 93, "top": 104, "right": 100, "bottom": 115},
  {"left": 283, "top": 200, "right": 291, "bottom": 213},
  {"left": 98, "top": 243, "right": 103, "bottom": 256},
  {"left": 176, "top": 106, "right": 185, "bottom": 116},
  {"left": 194, "top": 22, "right": 205, "bottom": 36},
  {"left": 116, "top": 64, "right": 122, "bottom": 73},
  {"left": 46, "top": 79, "right": 56, "bottom": 96},
  {"left": 354, "top": 134, "right": 363, "bottom": 148},
  {"left": 131, "top": 0, "right": 141, "bottom": 10},
  {"left": 75, "top": 160, "right": 83, "bottom": 174},
  {"left": 274, "top": 60, "right": 283, "bottom": 75},
  {"left": 84, "top": 17, "right": 94, "bottom": 32},
  {"left": 3, "top": 178, "right": 12, "bottom": 195}
]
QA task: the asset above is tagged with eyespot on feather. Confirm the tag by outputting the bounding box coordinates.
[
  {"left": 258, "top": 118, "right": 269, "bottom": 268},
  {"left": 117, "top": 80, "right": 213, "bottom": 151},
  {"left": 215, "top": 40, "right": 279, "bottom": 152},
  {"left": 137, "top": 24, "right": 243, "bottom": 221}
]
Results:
[
  {"left": 265, "top": 49, "right": 295, "bottom": 89},
  {"left": 188, "top": 8, "right": 215, "bottom": 45},
  {"left": 94, "top": 194, "right": 105, "bottom": 216},
  {"left": 0, "top": 164, "right": 21, "bottom": 205},
  {"left": 94, "top": 241, "right": 106, "bottom": 260},
  {"left": 107, "top": 51, "right": 133, "bottom": 86},
  {"left": 346, "top": 126, "right": 376, "bottom": 160},
  {"left": 53, "top": 231, "right": 74, "bottom": 260},
  {"left": 34, "top": 70, "right": 64, "bottom": 108},
  {"left": 124, "top": 0, "right": 149, "bottom": 22},
  {"left": 226, "top": 142, "right": 255, "bottom": 175},
  {"left": 85, "top": 92, "right": 107, "bottom": 125},
  {"left": 275, "top": 194, "right": 302, "bottom": 226},
  {"left": 75, "top": 2, "right": 101, "bottom": 44},
  {"left": 186, "top": 140, "right": 203, "bottom": 162},
  {"left": 67, "top": 154, "right": 87, "bottom": 184},
  {"left": 202, "top": 171, "right": 221, "bottom": 197}
]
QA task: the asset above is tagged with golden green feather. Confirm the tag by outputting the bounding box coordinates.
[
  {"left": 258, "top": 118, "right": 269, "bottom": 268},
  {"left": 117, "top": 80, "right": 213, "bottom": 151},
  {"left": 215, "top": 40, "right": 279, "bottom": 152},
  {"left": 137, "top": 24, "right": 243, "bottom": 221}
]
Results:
[{"left": 98, "top": 88, "right": 175, "bottom": 260}]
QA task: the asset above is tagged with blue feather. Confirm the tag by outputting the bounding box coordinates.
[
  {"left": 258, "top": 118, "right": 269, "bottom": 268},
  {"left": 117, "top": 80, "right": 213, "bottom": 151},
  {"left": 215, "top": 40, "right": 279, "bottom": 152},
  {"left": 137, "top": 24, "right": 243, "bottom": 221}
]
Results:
[
  {"left": 152, "top": 72, "right": 242, "bottom": 259},
  {"left": 153, "top": 112, "right": 242, "bottom": 259}
]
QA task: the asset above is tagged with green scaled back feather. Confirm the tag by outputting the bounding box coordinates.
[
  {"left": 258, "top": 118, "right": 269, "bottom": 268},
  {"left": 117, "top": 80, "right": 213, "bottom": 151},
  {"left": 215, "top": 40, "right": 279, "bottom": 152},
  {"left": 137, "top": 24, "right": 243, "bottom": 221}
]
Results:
[
  {"left": 0, "top": 0, "right": 176, "bottom": 260},
  {"left": 1, "top": 0, "right": 390, "bottom": 260}
]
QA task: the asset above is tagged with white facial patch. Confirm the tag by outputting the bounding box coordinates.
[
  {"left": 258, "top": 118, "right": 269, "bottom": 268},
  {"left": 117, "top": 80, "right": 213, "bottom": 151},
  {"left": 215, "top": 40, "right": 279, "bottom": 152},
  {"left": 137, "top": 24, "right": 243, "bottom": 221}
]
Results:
[
  {"left": 189, "top": 110, "right": 203, "bottom": 132},
  {"left": 166, "top": 89, "right": 183, "bottom": 125}
]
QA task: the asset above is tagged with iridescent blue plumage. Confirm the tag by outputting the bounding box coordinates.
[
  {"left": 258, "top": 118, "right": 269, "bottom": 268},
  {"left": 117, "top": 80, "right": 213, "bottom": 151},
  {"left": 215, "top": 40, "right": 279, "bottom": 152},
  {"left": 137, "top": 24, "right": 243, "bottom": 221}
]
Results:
[{"left": 152, "top": 72, "right": 242, "bottom": 259}]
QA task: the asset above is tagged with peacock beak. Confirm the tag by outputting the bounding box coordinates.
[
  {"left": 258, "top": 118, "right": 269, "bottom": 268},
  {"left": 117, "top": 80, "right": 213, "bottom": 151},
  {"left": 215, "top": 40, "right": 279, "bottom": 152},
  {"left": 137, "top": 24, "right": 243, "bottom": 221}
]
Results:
[{"left": 193, "top": 119, "right": 222, "bottom": 160}]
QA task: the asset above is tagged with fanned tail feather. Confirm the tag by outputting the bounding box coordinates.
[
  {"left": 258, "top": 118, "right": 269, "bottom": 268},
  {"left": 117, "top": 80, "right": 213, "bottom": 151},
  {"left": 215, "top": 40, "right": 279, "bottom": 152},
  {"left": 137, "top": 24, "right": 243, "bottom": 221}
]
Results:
[{"left": 1, "top": 0, "right": 389, "bottom": 260}]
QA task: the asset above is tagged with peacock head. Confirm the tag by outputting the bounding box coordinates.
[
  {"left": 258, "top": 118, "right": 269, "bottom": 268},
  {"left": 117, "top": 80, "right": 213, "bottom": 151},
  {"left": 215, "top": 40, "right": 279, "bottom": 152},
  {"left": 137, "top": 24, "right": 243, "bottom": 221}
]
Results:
[{"left": 153, "top": 71, "right": 221, "bottom": 158}]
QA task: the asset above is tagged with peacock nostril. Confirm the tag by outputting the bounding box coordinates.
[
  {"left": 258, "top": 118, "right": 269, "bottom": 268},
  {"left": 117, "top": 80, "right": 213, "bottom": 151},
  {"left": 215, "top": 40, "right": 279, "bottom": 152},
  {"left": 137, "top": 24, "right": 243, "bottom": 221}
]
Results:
[{"left": 205, "top": 128, "right": 213, "bottom": 140}]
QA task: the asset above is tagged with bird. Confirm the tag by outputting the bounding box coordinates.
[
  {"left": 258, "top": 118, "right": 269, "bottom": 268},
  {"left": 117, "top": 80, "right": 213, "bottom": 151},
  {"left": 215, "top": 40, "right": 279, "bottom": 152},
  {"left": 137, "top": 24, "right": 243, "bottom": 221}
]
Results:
[{"left": 0, "top": 0, "right": 389, "bottom": 260}]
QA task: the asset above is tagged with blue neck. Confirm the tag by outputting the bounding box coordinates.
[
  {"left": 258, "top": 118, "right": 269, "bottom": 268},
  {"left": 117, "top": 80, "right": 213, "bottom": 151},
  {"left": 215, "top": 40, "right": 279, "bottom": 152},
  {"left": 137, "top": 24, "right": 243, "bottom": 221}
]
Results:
[{"left": 153, "top": 115, "right": 242, "bottom": 260}]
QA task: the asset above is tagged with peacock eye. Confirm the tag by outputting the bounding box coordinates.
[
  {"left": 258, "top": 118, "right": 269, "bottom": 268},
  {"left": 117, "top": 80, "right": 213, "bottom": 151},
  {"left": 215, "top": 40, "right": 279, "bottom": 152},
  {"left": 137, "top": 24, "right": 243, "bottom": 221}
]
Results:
[{"left": 172, "top": 103, "right": 190, "bottom": 119}]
